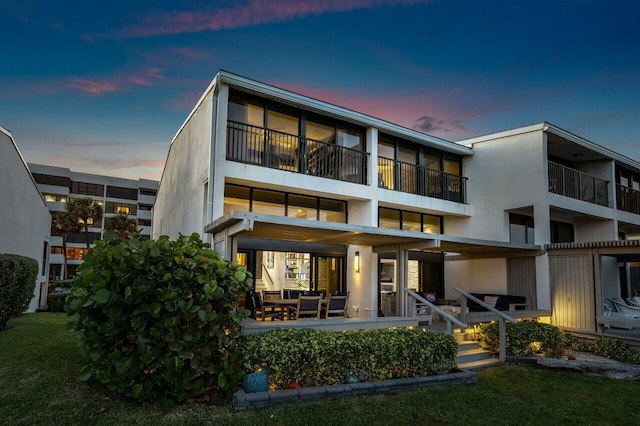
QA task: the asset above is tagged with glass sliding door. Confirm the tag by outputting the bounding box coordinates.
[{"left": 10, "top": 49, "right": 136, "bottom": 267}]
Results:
[{"left": 311, "top": 255, "right": 344, "bottom": 294}]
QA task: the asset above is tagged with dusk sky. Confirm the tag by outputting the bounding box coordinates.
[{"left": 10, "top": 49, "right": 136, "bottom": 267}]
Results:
[{"left": 2, "top": 0, "right": 639, "bottom": 181}]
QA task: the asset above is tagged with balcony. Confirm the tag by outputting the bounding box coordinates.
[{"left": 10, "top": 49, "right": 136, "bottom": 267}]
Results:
[
  {"left": 616, "top": 185, "right": 640, "bottom": 215},
  {"left": 548, "top": 161, "right": 608, "bottom": 207},
  {"left": 226, "top": 121, "right": 369, "bottom": 185},
  {"left": 377, "top": 157, "right": 467, "bottom": 203}
]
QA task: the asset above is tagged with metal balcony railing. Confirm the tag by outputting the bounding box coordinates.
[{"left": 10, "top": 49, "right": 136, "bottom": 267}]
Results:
[
  {"left": 616, "top": 184, "right": 640, "bottom": 214},
  {"left": 377, "top": 157, "right": 467, "bottom": 203},
  {"left": 547, "top": 161, "right": 608, "bottom": 207},
  {"left": 226, "top": 121, "right": 369, "bottom": 185}
]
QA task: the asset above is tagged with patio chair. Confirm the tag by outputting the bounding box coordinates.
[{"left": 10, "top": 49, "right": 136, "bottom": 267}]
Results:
[
  {"left": 321, "top": 293, "right": 348, "bottom": 318},
  {"left": 608, "top": 297, "right": 640, "bottom": 315},
  {"left": 626, "top": 296, "right": 640, "bottom": 307},
  {"left": 250, "top": 292, "right": 282, "bottom": 321},
  {"left": 284, "top": 289, "right": 303, "bottom": 300},
  {"left": 262, "top": 290, "right": 285, "bottom": 316},
  {"left": 293, "top": 295, "right": 323, "bottom": 320}
]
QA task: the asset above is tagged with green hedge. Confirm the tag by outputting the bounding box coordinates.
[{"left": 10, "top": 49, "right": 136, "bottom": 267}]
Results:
[
  {"left": 565, "top": 334, "right": 640, "bottom": 364},
  {"left": 240, "top": 328, "right": 458, "bottom": 390},
  {"left": 65, "top": 233, "right": 253, "bottom": 409},
  {"left": 0, "top": 253, "right": 38, "bottom": 330},
  {"left": 47, "top": 293, "right": 68, "bottom": 312},
  {"left": 479, "top": 321, "right": 565, "bottom": 358}
]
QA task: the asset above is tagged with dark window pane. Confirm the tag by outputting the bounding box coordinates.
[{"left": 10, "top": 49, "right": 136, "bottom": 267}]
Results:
[
  {"left": 252, "top": 189, "right": 285, "bottom": 216},
  {"left": 319, "top": 199, "right": 346, "bottom": 223},
  {"left": 288, "top": 194, "right": 317, "bottom": 220},
  {"left": 402, "top": 211, "right": 421, "bottom": 232},
  {"left": 229, "top": 90, "right": 264, "bottom": 127},
  {"left": 139, "top": 189, "right": 157, "bottom": 196},
  {"left": 106, "top": 186, "right": 138, "bottom": 200},
  {"left": 32, "top": 173, "right": 71, "bottom": 187},
  {"left": 224, "top": 185, "right": 250, "bottom": 214},
  {"left": 379, "top": 208, "right": 401, "bottom": 229}
]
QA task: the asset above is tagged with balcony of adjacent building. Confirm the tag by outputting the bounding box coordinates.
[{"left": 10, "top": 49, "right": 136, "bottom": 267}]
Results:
[
  {"left": 377, "top": 157, "right": 467, "bottom": 203},
  {"left": 226, "top": 121, "right": 369, "bottom": 185},
  {"left": 547, "top": 160, "right": 609, "bottom": 207}
]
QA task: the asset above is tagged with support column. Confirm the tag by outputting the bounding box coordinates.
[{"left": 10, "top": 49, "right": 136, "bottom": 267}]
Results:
[{"left": 396, "top": 245, "right": 408, "bottom": 316}]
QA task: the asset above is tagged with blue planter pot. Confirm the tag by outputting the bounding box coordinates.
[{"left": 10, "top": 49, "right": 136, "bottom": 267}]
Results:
[{"left": 242, "top": 370, "right": 269, "bottom": 393}]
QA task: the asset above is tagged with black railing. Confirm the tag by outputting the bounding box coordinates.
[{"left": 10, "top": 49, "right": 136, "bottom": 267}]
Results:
[
  {"left": 548, "top": 161, "right": 608, "bottom": 207},
  {"left": 617, "top": 184, "right": 640, "bottom": 214},
  {"left": 227, "top": 121, "right": 368, "bottom": 185},
  {"left": 377, "top": 157, "right": 467, "bottom": 203}
]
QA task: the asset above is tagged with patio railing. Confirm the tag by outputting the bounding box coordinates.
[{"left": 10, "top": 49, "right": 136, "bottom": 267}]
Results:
[
  {"left": 227, "top": 121, "right": 369, "bottom": 185},
  {"left": 378, "top": 157, "right": 467, "bottom": 203},
  {"left": 616, "top": 184, "right": 640, "bottom": 215},
  {"left": 403, "top": 288, "right": 466, "bottom": 335},
  {"left": 548, "top": 161, "right": 608, "bottom": 207}
]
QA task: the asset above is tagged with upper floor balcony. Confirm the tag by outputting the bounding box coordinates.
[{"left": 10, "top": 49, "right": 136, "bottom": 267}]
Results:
[
  {"left": 226, "top": 121, "right": 369, "bottom": 185},
  {"left": 548, "top": 161, "right": 608, "bottom": 207},
  {"left": 616, "top": 185, "right": 640, "bottom": 215},
  {"left": 377, "top": 157, "right": 467, "bottom": 203}
]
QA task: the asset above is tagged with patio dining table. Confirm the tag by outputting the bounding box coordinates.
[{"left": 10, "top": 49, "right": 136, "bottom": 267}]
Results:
[{"left": 264, "top": 298, "right": 326, "bottom": 320}]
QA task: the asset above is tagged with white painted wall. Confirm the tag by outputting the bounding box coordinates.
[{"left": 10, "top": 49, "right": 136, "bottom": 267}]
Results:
[
  {"left": 0, "top": 128, "right": 51, "bottom": 312},
  {"left": 154, "top": 90, "right": 214, "bottom": 239},
  {"left": 444, "top": 258, "right": 507, "bottom": 298}
]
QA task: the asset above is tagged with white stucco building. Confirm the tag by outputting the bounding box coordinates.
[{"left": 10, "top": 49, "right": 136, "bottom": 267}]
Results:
[
  {"left": 154, "top": 71, "right": 640, "bottom": 334},
  {"left": 0, "top": 126, "right": 51, "bottom": 312},
  {"left": 28, "top": 164, "right": 158, "bottom": 280}
]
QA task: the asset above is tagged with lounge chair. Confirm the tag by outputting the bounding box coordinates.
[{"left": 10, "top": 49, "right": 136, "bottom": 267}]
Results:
[
  {"left": 608, "top": 297, "right": 640, "bottom": 315},
  {"left": 626, "top": 296, "right": 640, "bottom": 307}
]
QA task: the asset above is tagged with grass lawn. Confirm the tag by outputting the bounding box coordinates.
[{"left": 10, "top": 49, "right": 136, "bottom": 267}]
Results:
[{"left": 2, "top": 313, "right": 639, "bottom": 426}]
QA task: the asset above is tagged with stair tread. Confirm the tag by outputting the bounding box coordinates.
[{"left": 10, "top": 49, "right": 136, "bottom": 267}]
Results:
[{"left": 457, "top": 358, "right": 501, "bottom": 370}]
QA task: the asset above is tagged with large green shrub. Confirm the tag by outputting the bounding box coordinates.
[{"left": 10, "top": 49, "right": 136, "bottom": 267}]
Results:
[
  {"left": 0, "top": 253, "right": 38, "bottom": 330},
  {"left": 240, "top": 327, "right": 458, "bottom": 390},
  {"left": 47, "top": 292, "right": 68, "bottom": 312},
  {"left": 65, "top": 233, "right": 252, "bottom": 408},
  {"left": 479, "top": 321, "right": 565, "bottom": 358},
  {"left": 565, "top": 334, "right": 640, "bottom": 364}
]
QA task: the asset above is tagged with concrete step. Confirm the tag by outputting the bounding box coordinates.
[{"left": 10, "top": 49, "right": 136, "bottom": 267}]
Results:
[
  {"left": 457, "top": 348, "right": 492, "bottom": 364},
  {"left": 457, "top": 357, "right": 502, "bottom": 370}
]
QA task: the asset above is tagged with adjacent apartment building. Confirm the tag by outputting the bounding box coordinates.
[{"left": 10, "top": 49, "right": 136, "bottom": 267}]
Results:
[
  {"left": 153, "top": 70, "right": 640, "bottom": 335},
  {"left": 1, "top": 126, "right": 51, "bottom": 312},
  {"left": 28, "top": 164, "right": 158, "bottom": 280}
]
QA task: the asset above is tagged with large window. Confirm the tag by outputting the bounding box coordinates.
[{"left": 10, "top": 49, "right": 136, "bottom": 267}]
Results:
[
  {"left": 509, "top": 213, "right": 534, "bottom": 244},
  {"left": 224, "top": 184, "right": 347, "bottom": 223},
  {"left": 378, "top": 207, "right": 442, "bottom": 233},
  {"left": 65, "top": 247, "right": 88, "bottom": 260},
  {"left": 106, "top": 186, "right": 138, "bottom": 200},
  {"left": 106, "top": 202, "right": 137, "bottom": 215},
  {"left": 32, "top": 173, "right": 71, "bottom": 187},
  {"left": 43, "top": 193, "right": 67, "bottom": 203},
  {"left": 71, "top": 181, "right": 104, "bottom": 196}
]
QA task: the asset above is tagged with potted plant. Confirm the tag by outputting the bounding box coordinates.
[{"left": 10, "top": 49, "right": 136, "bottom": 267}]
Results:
[{"left": 242, "top": 363, "right": 269, "bottom": 393}]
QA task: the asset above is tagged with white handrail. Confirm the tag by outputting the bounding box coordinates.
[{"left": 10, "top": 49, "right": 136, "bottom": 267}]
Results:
[
  {"left": 453, "top": 287, "right": 517, "bottom": 324},
  {"left": 453, "top": 287, "right": 516, "bottom": 362},
  {"left": 403, "top": 288, "right": 466, "bottom": 334}
]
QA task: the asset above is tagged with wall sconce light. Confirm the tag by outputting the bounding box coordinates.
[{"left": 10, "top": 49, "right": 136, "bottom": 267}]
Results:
[{"left": 355, "top": 251, "right": 360, "bottom": 273}]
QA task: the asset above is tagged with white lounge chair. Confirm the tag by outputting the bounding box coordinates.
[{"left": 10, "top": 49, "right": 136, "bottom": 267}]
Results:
[
  {"left": 608, "top": 297, "right": 640, "bottom": 315},
  {"left": 626, "top": 296, "right": 640, "bottom": 307}
]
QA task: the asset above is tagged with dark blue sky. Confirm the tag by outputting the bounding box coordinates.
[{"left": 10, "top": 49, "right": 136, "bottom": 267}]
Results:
[{"left": 1, "top": 0, "right": 639, "bottom": 180}]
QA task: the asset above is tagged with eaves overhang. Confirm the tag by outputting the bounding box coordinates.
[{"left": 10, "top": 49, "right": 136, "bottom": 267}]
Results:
[{"left": 205, "top": 211, "right": 541, "bottom": 257}]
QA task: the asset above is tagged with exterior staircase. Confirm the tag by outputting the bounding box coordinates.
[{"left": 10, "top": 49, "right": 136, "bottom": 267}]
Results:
[{"left": 454, "top": 330, "right": 501, "bottom": 370}]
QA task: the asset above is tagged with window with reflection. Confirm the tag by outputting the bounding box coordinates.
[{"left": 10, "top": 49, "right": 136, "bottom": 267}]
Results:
[
  {"left": 379, "top": 207, "right": 442, "bottom": 233},
  {"left": 252, "top": 189, "right": 286, "bottom": 216},
  {"left": 509, "top": 213, "right": 534, "bottom": 244},
  {"left": 223, "top": 184, "right": 347, "bottom": 223}
]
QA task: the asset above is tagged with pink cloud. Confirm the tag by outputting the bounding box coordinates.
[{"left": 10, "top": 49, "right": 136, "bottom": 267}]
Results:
[
  {"left": 107, "top": 0, "right": 431, "bottom": 38},
  {"left": 270, "top": 81, "right": 488, "bottom": 139},
  {"left": 67, "top": 78, "right": 119, "bottom": 95}
]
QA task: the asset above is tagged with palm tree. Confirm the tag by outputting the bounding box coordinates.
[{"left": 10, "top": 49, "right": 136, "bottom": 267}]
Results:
[
  {"left": 105, "top": 213, "right": 141, "bottom": 240},
  {"left": 51, "top": 211, "right": 81, "bottom": 280},
  {"left": 67, "top": 197, "right": 103, "bottom": 248}
]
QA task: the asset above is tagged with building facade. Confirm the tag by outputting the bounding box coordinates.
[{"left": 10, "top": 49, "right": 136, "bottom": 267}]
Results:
[
  {"left": 154, "top": 70, "right": 640, "bottom": 333},
  {"left": 28, "top": 163, "right": 158, "bottom": 280},
  {"left": 1, "top": 127, "right": 51, "bottom": 312}
]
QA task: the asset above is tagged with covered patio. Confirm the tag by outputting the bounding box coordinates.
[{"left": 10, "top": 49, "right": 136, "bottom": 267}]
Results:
[{"left": 206, "top": 211, "right": 544, "bottom": 330}]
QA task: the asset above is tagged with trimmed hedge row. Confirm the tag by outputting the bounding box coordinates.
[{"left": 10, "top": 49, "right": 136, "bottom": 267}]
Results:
[
  {"left": 240, "top": 328, "right": 458, "bottom": 390},
  {"left": 479, "top": 321, "right": 565, "bottom": 358},
  {"left": 566, "top": 335, "right": 640, "bottom": 364},
  {"left": 0, "top": 253, "right": 38, "bottom": 330},
  {"left": 66, "top": 233, "right": 253, "bottom": 409}
]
